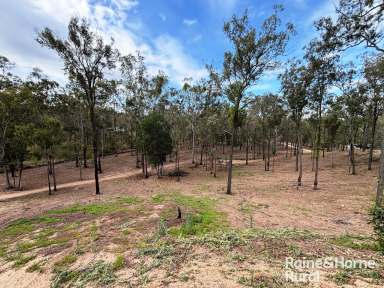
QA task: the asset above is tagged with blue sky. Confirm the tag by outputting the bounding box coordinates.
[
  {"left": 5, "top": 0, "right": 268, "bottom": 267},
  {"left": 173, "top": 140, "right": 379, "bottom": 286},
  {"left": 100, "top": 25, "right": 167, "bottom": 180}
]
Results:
[{"left": 0, "top": 0, "right": 365, "bottom": 93}]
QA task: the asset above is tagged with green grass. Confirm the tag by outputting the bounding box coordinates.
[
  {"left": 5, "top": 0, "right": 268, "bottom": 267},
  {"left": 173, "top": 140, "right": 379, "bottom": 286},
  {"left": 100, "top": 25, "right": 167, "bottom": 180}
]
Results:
[
  {"left": 1, "top": 219, "right": 35, "bottom": 237},
  {"left": 330, "top": 270, "right": 352, "bottom": 285},
  {"left": 112, "top": 255, "right": 125, "bottom": 271},
  {"left": 167, "top": 194, "right": 226, "bottom": 236},
  {"left": 10, "top": 253, "right": 36, "bottom": 268},
  {"left": 33, "top": 216, "right": 61, "bottom": 224},
  {"left": 47, "top": 196, "right": 140, "bottom": 216},
  {"left": 331, "top": 234, "right": 378, "bottom": 251},
  {"left": 151, "top": 194, "right": 166, "bottom": 203},
  {"left": 26, "top": 262, "right": 44, "bottom": 273},
  {"left": 54, "top": 254, "right": 77, "bottom": 270},
  {"left": 16, "top": 228, "right": 69, "bottom": 253}
]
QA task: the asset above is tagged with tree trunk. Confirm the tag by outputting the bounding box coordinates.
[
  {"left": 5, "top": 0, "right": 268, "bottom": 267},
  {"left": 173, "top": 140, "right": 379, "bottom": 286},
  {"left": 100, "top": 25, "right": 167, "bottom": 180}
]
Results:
[
  {"left": 136, "top": 150, "right": 140, "bottom": 168},
  {"left": 18, "top": 161, "right": 23, "bottom": 190},
  {"left": 267, "top": 137, "right": 270, "bottom": 171},
  {"left": 295, "top": 139, "right": 299, "bottom": 172},
  {"left": 226, "top": 128, "right": 235, "bottom": 195},
  {"left": 253, "top": 133, "right": 256, "bottom": 160},
  {"left": 350, "top": 142, "right": 356, "bottom": 175},
  {"left": 79, "top": 154, "right": 83, "bottom": 180},
  {"left": 214, "top": 147, "right": 217, "bottom": 178},
  {"left": 314, "top": 105, "right": 322, "bottom": 190},
  {"left": 144, "top": 154, "right": 148, "bottom": 178},
  {"left": 200, "top": 144, "right": 203, "bottom": 165},
  {"left": 90, "top": 107, "right": 100, "bottom": 195},
  {"left": 52, "top": 158, "right": 57, "bottom": 191},
  {"left": 192, "top": 127, "right": 195, "bottom": 164},
  {"left": 176, "top": 146, "right": 180, "bottom": 182},
  {"left": 369, "top": 112, "right": 378, "bottom": 171},
  {"left": 298, "top": 125, "right": 303, "bottom": 187},
  {"left": 141, "top": 153, "right": 145, "bottom": 176},
  {"left": 4, "top": 165, "right": 12, "bottom": 189},
  {"left": 75, "top": 152, "right": 79, "bottom": 168},
  {"left": 98, "top": 153, "right": 102, "bottom": 174},
  {"left": 246, "top": 136, "right": 249, "bottom": 165},
  {"left": 285, "top": 136, "right": 289, "bottom": 158},
  {"left": 47, "top": 158, "right": 52, "bottom": 196},
  {"left": 376, "top": 137, "right": 384, "bottom": 207},
  {"left": 83, "top": 145, "right": 88, "bottom": 168},
  {"left": 223, "top": 133, "right": 226, "bottom": 154}
]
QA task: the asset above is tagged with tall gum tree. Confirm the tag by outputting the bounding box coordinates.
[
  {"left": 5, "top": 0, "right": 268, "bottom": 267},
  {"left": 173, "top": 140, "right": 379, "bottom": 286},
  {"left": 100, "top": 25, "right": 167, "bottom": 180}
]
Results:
[
  {"left": 305, "top": 38, "right": 338, "bottom": 190},
  {"left": 280, "top": 60, "right": 311, "bottom": 186},
  {"left": 316, "top": 0, "right": 384, "bottom": 205},
  {"left": 210, "top": 6, "right": 294, "bottom": 194},
  {"left": 37, "top": 17, "right": 119, "bottom": 195},
  {"left": 364, "top": 55, "right": 384, "bottom": 171}
]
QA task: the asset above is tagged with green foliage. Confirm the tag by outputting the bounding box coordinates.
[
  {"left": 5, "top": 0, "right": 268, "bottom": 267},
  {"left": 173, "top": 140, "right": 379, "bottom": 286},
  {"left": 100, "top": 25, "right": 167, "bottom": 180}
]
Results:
[
  {"left": 137, "top": 112, "right": 173, "bottom": 167},
  {"left": 370, "top": 205, "right": 384, "bottom": 252},
  {"left": 331, "top": 234, "right": 378, "bottom": 251}
]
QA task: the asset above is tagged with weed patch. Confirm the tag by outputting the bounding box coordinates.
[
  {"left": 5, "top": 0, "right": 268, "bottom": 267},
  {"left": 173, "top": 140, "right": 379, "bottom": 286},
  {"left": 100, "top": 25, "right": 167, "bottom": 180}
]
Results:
[
  {"left": 51, "top": 260, "right": 116, "bottom": 288},
  {"left": 331, "top": 234, "right": 378, "bottom": 251}
]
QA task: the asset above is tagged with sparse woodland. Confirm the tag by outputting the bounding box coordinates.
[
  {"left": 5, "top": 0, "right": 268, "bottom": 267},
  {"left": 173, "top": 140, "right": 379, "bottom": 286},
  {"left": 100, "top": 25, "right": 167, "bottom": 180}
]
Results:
[{"left": 1, "top": 1, "right": 384, "bottom": 287}]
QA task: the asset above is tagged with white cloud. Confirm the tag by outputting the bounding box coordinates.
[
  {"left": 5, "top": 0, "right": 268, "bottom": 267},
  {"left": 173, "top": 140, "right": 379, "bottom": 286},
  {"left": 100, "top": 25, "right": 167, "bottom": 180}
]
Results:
[
  {"left": 0, "top": 0, "right": 205, "bottom": 86},
  {"left": 148, "top": 35, "right": 207, "bottom": 84},
  {"left": 183, "top": 19, "right": 198, "bottom": 26}
]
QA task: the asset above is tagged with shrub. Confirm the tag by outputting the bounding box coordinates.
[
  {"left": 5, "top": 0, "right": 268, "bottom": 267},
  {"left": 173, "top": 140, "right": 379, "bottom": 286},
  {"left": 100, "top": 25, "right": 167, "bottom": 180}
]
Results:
[{"left": 370, "top": 205, "right": 384, "bottom": 253}]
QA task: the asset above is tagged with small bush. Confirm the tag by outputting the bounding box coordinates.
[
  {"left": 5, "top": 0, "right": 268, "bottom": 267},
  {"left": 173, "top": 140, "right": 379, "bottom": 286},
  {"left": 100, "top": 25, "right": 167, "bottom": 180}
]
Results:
[{"left": 370, "top": 205, "right": 384, "bottom": 253}]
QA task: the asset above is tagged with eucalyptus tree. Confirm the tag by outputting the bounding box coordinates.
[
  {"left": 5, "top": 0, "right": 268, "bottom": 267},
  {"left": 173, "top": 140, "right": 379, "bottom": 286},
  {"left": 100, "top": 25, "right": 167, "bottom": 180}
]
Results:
[
  {"left": 364, "top": 55, "right": 384, "bottom": 170},
  {"left": 305, "top": 38, "right": 338, "bottom": 190},
  {"left": 182, "top": 78, "right": 204, "bottom": 165},
  {"left": 0, "top": 56, "right": 19, "bottom": 188},
  {"left": 316, "top": 0, "right": 384, "bottom": 204},
  {"left": 210, "top": 7, "right": 293, "bottom": 194},
  {"left": 280, "top": 60, "right": 311, "bottom": 186},
  {"left": 53, "top": 88, "right": 87, "bottom": 179},
  {"left": 7, "top": 124, "right": 34, "bottom": 189},
  {"left": 166, "top": 89, "right": 188, "bottom": 181},
  {"left": 121, "top": 52, "right": 148, "bottom": 169},
  {"left": 336, "top": 65, "right": 367, "bottom": 175},
  {"left": 35, "top": 116, "right": 63, "bottom": 195},
  {"left": 323, "top": 102, "right": 341, "bottom": 168},
  {"left": 316, "top": 0, "right": 384, "bottom": 53},
  {"left": 37, "top": 17, "right": 119, "bottom": 195},
  {"left": 254, "top": 94, "right": 285, "bottom": 171}
]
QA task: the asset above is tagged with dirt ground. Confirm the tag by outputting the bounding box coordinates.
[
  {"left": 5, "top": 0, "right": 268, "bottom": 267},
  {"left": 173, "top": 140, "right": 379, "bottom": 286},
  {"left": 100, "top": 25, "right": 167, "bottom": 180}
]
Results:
[{"left": 0, "top": 147, "right": 383, "bottom": 287}]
